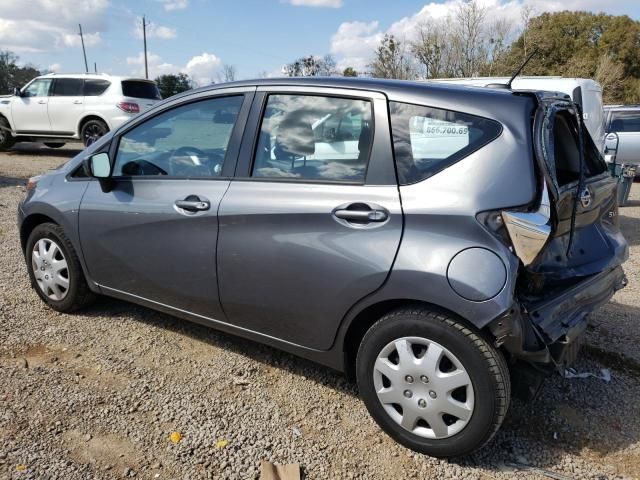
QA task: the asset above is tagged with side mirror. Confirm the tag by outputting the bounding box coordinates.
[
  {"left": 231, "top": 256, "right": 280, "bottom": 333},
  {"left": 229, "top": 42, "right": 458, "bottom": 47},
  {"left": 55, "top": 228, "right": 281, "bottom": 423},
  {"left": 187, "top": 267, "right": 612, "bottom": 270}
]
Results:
[
  {"left": 87, "top": 152, "right": 111, "bottom": 178},
  {"left": 13, "top": 87, "right": 22, "bottom": 97},
  {"left": 604, "top": 132, "right": 619, "bottom": 163}
]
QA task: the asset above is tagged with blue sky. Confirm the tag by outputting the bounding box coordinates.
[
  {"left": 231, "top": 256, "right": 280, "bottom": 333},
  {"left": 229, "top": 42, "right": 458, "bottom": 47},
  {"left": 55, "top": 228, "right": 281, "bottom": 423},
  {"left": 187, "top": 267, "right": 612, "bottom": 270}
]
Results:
[{"left": 1, "top": 0, "right": 639, "bottom": 85}]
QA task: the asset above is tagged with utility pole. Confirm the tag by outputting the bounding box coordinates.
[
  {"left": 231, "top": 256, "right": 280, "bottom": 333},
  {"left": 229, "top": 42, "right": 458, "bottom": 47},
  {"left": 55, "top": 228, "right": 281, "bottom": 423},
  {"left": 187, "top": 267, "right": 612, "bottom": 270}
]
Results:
[
  {"left": 141, "top": 15, "right": 151, "bottom": 79},
  {"left": 78, "top": 23, "right": 89, "bottom": 73},
  {"left": 94, "top": 62, "right": 97, "bottom": 73}
]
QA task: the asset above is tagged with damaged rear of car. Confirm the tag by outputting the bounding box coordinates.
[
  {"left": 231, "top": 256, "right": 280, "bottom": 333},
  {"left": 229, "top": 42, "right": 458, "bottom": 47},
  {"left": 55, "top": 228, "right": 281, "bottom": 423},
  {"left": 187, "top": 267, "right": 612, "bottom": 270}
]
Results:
[{"left": 490, "top": 92, "right": 628, "bottom": 387}]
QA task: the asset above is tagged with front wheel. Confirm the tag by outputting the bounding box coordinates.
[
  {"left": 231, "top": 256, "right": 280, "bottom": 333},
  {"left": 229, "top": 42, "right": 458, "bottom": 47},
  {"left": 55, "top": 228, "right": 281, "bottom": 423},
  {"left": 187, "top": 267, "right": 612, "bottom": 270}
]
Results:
[
  {"left": 356, "top": 306, "right": 510, "bottom": 457},
  {"left": 80, "top": 119, "right": 108, "bottom": 147},
  {"left": 26, "top": 223, "right": 96, "bottom": 312},
  {"left": 0, "top": 116, "right": 15, "bottom": 151}
]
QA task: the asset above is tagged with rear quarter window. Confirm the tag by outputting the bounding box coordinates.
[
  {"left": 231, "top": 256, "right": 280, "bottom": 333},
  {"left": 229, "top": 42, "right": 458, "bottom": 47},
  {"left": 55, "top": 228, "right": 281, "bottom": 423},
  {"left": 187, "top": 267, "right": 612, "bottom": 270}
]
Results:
[
  {"left": 389, "top": 101, "right": 502, "bottom": 185},
  {"left": 84, "top": 79, "right": 111, "bottom": 96},
  {"left": 121, "top": 80, "right": 162, "bottom": 100}
]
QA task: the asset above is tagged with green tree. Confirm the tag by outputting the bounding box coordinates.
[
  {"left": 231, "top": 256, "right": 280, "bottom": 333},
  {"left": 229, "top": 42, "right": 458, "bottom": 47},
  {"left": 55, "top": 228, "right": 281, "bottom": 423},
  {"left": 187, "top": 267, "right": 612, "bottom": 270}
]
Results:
[
  {"left": 495, "top": 11, "right": 640, "bottom": 103},
  {"left": 0, "top": 50, "right": 40, "bottom": 95},
  {"left": 154, "top": 73, "right": 193, "bottom": 99},
  {"left": 342, "top": 67, "right": 358, "bottom": 77}
]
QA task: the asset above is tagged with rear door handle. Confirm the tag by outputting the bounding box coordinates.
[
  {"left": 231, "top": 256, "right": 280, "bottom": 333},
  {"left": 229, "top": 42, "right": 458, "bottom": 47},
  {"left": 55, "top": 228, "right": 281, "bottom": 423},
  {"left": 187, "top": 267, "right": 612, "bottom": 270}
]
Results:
[
  {"left": 175, "top": 196, "right": 210, "bottom": 212},
  {"left": 334, "top": 209, "right": 388, "bottom": 222},
  {"left": 73, "top": 100, "right": 83, "bottom": 104}
]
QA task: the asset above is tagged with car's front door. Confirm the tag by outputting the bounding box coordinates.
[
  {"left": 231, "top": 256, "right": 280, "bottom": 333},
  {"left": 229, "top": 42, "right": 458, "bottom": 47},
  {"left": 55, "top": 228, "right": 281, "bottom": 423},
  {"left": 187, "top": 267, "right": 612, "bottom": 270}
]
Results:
[
  {"left": 47, "top": 78, "right": 85, "bottom": 135},
  {"left": 11, "top": 78, "right": 52, "bottom": 132},
  {"left": 217, "top": 88, "right": 403, "bottom": 350},
  {"left": 79, "top": 88, "right": 254, "bottom": 320}
]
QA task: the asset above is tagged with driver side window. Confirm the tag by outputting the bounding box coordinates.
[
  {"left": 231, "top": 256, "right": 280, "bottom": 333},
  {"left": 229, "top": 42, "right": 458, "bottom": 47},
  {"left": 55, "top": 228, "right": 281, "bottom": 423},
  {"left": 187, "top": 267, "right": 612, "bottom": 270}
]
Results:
[{"left": 113, "top": 95, "right": 244, "bottom": 177}]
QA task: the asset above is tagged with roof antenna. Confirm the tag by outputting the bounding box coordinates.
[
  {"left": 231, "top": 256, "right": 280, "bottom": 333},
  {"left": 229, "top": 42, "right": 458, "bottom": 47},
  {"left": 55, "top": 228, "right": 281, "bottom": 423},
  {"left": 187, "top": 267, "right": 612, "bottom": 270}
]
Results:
[
  {"left": 506, "top": 47, "right": 539, "bottom": 89},
  {"left": 485, "top": 47, "right": 540, "bottom": 89}
]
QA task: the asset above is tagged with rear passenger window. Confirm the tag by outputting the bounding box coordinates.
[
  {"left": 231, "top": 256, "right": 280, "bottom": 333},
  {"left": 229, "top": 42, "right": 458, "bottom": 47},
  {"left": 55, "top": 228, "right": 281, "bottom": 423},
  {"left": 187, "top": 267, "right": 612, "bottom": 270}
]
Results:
[
  {"left": 84, "top": 79, "right": 111, "bottom": 96},
  {"left": 251, "top": 95, "right": 373, "bottom": 183},
  {"left": 52, "top": 78, "right": 84, "bottom": 96},
  {"left": 389, "top": 102, "right": 502, "bottom": 185}
]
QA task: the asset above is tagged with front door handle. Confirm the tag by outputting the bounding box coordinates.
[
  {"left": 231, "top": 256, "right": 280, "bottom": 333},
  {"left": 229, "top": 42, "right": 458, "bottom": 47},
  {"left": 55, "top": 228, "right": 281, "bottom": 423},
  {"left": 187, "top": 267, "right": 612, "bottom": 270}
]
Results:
[
  {"left": 334, "top": 209, "right": 388, "bottom": 222},
  {"left": 73, "top": 100, "right": 83, "bottom": 104},
  {"left": 175, "top": 196, "right": 210, "bottom": 212},
  {"left": 38, "top": 99, "right": 47, "bottom": 104}
]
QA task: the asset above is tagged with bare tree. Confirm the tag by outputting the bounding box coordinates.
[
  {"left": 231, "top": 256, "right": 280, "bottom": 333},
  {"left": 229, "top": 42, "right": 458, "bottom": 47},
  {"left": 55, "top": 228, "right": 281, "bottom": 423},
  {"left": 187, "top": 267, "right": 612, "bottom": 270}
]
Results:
[
  {"left": 520, "top": 5, "right": 535, "bottom": 58},
  {"left": 411, "top": 20, "right": 451, "bottom": 78},
  {"left": 453, "top": 0, "right": 488, "bottom": 77},
  {"left": 219, "top": 64, "right": 237, "bottom": 83},
  {"left": 595, "top": 54, "right": 625, "bottom": 103},
  {"left": 485, "top": 17, "right": 513, "bottom": 76},
  {"left": 369, "top": 34, "right": 415, "bottom": 80},
  {"left": 282, "top": 55, "right": 337, "bottom": 77}
]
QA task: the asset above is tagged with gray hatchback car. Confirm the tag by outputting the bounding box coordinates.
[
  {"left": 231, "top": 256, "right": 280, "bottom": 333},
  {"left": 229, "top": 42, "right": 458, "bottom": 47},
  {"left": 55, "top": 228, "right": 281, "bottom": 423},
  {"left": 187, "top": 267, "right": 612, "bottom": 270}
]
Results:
[{"left": 18, "top": 78, "right": 628, "bottom": 457}]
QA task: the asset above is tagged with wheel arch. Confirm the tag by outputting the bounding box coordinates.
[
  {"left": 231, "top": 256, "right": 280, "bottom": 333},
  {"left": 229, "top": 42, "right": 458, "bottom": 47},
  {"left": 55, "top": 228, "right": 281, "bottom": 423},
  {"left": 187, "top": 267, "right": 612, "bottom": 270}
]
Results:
[
  {"left": 20, "top": 213, "right": 59, "bottom": 253},
  {"left": 341, "top": 298, "right": 486, "bottom": 380},
  {"left": 0, "top": 112, "right": 15, "bottom": 133},
  {"left": 77, "top": 114, "right": 109, "bottom": 137}
]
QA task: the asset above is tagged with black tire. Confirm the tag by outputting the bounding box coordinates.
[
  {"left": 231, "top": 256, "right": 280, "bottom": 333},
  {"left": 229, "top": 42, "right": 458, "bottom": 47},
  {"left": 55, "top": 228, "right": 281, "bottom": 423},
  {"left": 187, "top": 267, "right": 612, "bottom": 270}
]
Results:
[
  {"left": 0, "top": 116, "right": 15, "bottom": 151},
  {"left": 44, "top": 142, "right": 65, "bottom": 148},
  {"left": 356, "top": 306, "right": 510, "bottom": 458},
  {"left": 80, "top": 119, "right": 108, "bottom": 147},
  {"left": 25, "top": 223, "right": 96, "bottom": 312}
]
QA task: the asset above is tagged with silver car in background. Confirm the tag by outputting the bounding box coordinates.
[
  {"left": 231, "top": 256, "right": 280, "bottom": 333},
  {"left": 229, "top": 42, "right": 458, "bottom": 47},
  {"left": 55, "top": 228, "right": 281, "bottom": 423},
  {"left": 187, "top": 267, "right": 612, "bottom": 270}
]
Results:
[
  {"left": 17, "top": 78, "right": 628, "bottom": 457},
  {"left": 605, "top": 105, "right": 640, "bottom": 170}
]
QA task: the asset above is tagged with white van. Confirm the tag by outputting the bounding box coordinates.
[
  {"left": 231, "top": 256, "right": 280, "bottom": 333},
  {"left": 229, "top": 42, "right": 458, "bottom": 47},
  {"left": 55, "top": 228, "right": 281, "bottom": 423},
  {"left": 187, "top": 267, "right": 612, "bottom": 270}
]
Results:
[{"left": 427, "top": 77, "right": 605, "bottom": 152}]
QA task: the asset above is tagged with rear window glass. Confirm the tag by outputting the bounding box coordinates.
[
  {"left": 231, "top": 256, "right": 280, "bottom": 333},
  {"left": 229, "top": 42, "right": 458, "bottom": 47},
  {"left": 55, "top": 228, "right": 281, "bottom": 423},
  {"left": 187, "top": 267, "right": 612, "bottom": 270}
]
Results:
[
  {"left": 121, "top": 80, "right": 161, "bottom": 100},
  {"left": 389, "top": 101, "right": 502, "bottom": 185},
  {"left": 84, "top": 79, "right": 111, "bottom": 96},
  {"left": 52, "top": 78, "right": 84, "bottom": 96},
  {"left": 609, "top": 111, "right": 640, "bottom": 133}
]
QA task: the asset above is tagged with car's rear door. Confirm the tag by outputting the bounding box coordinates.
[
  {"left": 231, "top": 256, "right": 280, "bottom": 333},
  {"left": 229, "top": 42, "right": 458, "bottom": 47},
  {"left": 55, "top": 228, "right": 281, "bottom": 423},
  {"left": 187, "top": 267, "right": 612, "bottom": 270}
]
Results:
[
  {"left": 217, "top": 87, "right": 402, "bottom": 350},
  {"left": 79, "top": 87, "right": 254, "bottom": 320},
  {"left": 47, "top": 78, "right": 85, "bottom": 135}
]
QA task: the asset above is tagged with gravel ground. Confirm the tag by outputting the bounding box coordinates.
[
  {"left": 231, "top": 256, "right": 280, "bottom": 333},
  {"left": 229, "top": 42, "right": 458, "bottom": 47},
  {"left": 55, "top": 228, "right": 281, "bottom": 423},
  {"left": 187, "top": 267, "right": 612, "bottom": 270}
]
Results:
[{"left": 1, "top": 143, "right": 639, "bottom": 480}]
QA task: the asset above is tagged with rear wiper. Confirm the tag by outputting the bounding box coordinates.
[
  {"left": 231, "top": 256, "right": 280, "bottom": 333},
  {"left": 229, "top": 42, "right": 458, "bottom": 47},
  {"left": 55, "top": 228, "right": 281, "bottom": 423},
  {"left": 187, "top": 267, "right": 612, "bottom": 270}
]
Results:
[{"left": 566, "top": 104, "right": 586, "bottom": 257}]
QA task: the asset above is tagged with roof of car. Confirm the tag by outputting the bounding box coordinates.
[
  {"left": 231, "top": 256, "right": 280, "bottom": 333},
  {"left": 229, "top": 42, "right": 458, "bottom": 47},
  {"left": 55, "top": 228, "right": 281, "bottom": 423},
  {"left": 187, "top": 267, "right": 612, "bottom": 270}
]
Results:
[
  {"left": 604, "top": 104, "right": 640, "bottom": 111},
  {"left": 184, "top": 76, "right": 522, "bottom": 99},
  {"left": 38, "top": 73, "right": 155, "bottom": 82}
]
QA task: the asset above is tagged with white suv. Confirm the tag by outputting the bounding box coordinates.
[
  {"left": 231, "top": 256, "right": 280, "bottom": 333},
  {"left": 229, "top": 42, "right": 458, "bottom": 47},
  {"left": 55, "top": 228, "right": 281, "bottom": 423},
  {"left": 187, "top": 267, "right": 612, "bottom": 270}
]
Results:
[{"left": 0, "top": 73, "right": 162, "bottom": 150}]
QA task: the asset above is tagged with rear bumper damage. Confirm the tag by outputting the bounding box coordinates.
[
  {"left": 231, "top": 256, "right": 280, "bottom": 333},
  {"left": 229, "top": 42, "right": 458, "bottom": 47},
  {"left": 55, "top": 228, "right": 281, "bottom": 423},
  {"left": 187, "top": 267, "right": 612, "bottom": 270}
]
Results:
[{"left": 490, "top": 265, "right": 627, "bottom": 369}]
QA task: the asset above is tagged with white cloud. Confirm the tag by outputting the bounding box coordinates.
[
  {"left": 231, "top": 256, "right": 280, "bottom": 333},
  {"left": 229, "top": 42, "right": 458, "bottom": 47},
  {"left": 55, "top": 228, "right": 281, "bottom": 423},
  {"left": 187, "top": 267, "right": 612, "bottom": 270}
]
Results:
[
  {"left": 48, "top": 63, "right": 62, "bottom": 73},
  {"left": 330, "top": 21, "right": 383, "bottom": 72},
  {"left": 0, "top": 0, "right": 107, "bottom": 53},
  {"left": 329, "top": 0, "right": 640, "bottom": 73},
  {"left": 284, "top": 0, "right": 343, "bottom": 7},
  {"left": 158, "top": 0, "right": 189, "bottom": 11},
  {"left": 126, "top": 51, "right": 222, "bottom": 86},
  {"left": 184, "top": 53, "right": 222, "bottom": 85},
  {"left": 133, "top": 22, "right": 177, "bottom": 40}
]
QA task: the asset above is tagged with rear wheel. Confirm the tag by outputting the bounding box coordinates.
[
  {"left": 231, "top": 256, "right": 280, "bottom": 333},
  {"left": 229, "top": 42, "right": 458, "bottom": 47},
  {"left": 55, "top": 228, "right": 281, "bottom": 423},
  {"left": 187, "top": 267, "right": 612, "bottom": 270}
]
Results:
[
  {"left": 0, "top": 116, "right": 15, "bottom": 151},
  {"left": 44, "top": 142, "right": 65, "bottom": 148},
  {"left": 26, "top": 223, "right": 95, "bottom": 312},
  {"left": 356, "top": 306, "right": 510, "bottom": 457},
  {"left": 80, "top": 119, "right": 108, "bottom": 147}
]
